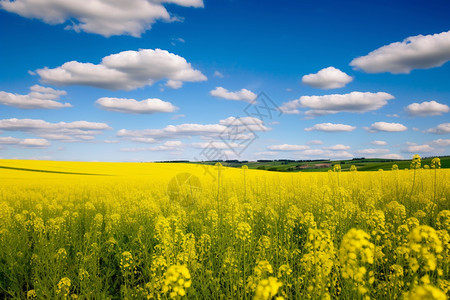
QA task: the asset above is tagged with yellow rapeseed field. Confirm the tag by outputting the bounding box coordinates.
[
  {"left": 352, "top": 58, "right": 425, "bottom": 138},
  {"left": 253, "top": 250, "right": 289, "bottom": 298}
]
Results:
[{"left": 0, "top": 157, "right": 449, "bottom": 299}]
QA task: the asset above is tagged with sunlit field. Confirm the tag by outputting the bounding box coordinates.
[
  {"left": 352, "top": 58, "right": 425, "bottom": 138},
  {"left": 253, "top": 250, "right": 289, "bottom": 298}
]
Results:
[{"left": 0, "top": 158, "right": 449, "bottom": 299}]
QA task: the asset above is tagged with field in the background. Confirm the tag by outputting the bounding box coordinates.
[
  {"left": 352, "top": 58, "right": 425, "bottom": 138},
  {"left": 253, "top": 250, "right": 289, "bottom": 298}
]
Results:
[
  {"left": 0, "top": 159, "right": 449, "bottom": 299},
  {"left": 195, "top": 156, "right": 450, "bottom": 172}
]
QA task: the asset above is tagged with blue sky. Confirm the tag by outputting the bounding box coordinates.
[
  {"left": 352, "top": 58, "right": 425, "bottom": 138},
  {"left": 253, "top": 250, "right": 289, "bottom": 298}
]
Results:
[{"left": 0, "top": 0, "right": 449, "bottom": 162}]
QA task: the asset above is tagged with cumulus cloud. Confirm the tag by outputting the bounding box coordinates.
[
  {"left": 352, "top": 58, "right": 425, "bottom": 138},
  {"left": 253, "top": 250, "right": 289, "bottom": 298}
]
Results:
[
  {"left": 96, "top": 97, "right": 177, "bottom": 114},
  {"left": 254, "top": 151, "right": 279, "bottom": 157},
  {"left": 371, "top": 140, "right": 388, "bottom": 146},
  {"left": 0, "top": 136, "right": 50, "bottom": 148},
  {"left": 117, "top": 117, "right": 269, "bottom": 141},
  {"left": 165, "top": 80, "right": 183, "bottom": 89},
  {"left": 405, "top": 100, "right": 449, "bottom": 116},
  {"left": 387, "top": 114, "right": 400, "bottom": 118},
  {"left": 426, "top": 123, "right": 450, "bottom": 134},
  {"left": 120, "top": 147, "right": 147, "bottom": 152},
  {"left": 121, "top": 140, "right": 183, "bottom": 152},
  {"left": 0, "top": 0, "right": 203, "bottom": 37},
  {"left": 307, "top": 140, "right": 323, "bottom": 145},
  {"left": 430, "top": 139, "right": 450, "bottom": 147},
  {"left": 117, "top": 124, "right": 224, "bottom": 139},
  {"left": 302, "top": 67, "right": 353, "bottom": 89},
  {"left": 280, "top": 92, "right": 394, "bottom": 116},
  {"left": 381, "top": 154, "right": 404, "bottom": 160},
  {"left": 297, "top": 149, "right": 353, "bottom": 159},
  {"left": 210, "top": 87, "right": 257, "bottom": 103},
  {"left": 324, "top": 144, "right": 351, "bottom": 150},
  {"left": 37, "top": 49, "right": 207, "bottom": 91},
  {"left": 192, "top": 142, "right": 245, "bottom": 149},
  {"left": 350, "top": 30, "right": 450, "bottom": 73},
  {"left": 128, "top": 137, "right": 156, "bottom": 143},
  {"left": 213, "top": 71, "right": 224, "bottom": 78},
  {"left": 267, "top": 144, "right": 309, "bottom": 151},
  {"left": 365, "top": 122, "right": 407, "bottom": 132},
  {"left": 219, "top": 116, "right": 269, "bottom": 132},
  {"left": 149, "top": 141, "right": 183, "bottom": 151},
  {"left": 403, "top": 144, "right": 434, "bottom": 153},
  {"left": 19, "top": 139, "right": 51, "bottom": 147},
  {"left": 0, "top": 85, "right": 71, "bottom": 109},
  {"left": 0, "top": 118, "right": 111, "bottom": 142},
  {"left": 305, "top": 123, "right": 356, "bottom": 132},
  {"left": 356, "top": 148, "right": 390, "bottom": 155},
  {"left": 171, "top": 114, "right": 185, "bottom": 120},
  {"left": 0, "top": 137, "right": 20, "bottom": 144}
]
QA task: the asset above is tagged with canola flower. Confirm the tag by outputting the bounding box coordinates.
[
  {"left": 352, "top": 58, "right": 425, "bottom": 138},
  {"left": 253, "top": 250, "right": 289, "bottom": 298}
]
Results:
[
  {"left": 411, "top": 154, "right": 422, "bottom": 169},
  {"left": 405, "top": 284, "right": 447, "bottom": 300},
  {"left": 26, "top": 290, "right": 37, "bottom": 299},
  {"left": 254, "top": 277, "right": 283, "bottom": 300},
  {"left": 0, "top": 158, "right": 448, "bottom": 299},
  {"left": 162, "top": 265, "right": 192, "bottom": 298},
  {"left": 339, "top": 229, "right": 375, "bottom": 297},
  {"left": 431, "top": 158, "right": 441, "bottom": 169},
  {"left": 56, "top": 277, "right": 71, "bottom": 298},
  {"left": 407, "top": 225, "right": 443, "bottom": 273}
]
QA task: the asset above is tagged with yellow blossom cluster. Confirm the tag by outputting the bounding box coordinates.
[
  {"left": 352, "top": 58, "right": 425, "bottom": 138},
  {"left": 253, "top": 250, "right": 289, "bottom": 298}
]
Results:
[{"left": 162, "top": 265, "right": 192, "bottom": 298}]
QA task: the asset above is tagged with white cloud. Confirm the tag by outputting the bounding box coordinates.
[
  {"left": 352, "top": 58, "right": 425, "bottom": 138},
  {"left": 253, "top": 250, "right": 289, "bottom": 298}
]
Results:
[
  {"left": 121, "top": 140, "right": 183, "bottom": 152},
  {"left": 305, "top": 123, "right": 356, "bottom": 132},
  {"left": 356, "top": 148, "right": 390, "bottom": 154},
  {"left": 386, "top": 114, "right": 400, "bottom": 118},
  {"left": 192, "top": 142, "right": 245, "bottom": 149},
  {"left": 171, "top": 114, "right": 185, "bottom": 120},
  {"left": 219, "top": 116, "right": 263, "bottom": 126},
  {"left": 96, "top": 97, "right": 177, "bottom": 114},
  {"left": 365, "top": 122, "right": 407, "bottom": 132},
  {"left": 19, "top": 139, "right": 51, "bottom": 147},
  {"left": 298, "top": 149, "right": 327, "bottom": 156},
  {"left": 297, "top": 149, "right": 353, "bottom": 159},
  {"left": 0, "top": 85, "right": 71, "bottom": 109},
  {"left": 117, "top": 124, "right": 225, "bottom": 139},
  {"left": 267, "top": 144, "right": 309, "bottom": 151},
  {"left": 403, "top": 144, "right": 434, "bottom": 153},
  {"left": 165, "top": 80, "right": 183, "bottom": 89},
  {"left": 0, "top": 118, "right": 111, "bottom": 142},
  {"left": 219, "top": 117, "right": 269, "bottom": 132},
  {"left": 117, "top": 117, "right": 269, "bottom": 142},
  {"left": 430, "top": 139, "right": 450, "bottom": 147},
  {"left": 121, "top": 147, "right": 147, "bottom": 152},
  {"left": 0, "top": 136, "right": 50, "bottom": 148},
  {"left": 302, "top": 67, "right": 353, "bottom": 89},
  {"left": 210, "top": 87, "right": 257, "bottom": 103},
  {"left": 254, "top": 151, "right": 279, "bottom": 157},
  {"left": 171, "top": 37, "right": 185, "bottom": 46},
  {"left": 130, "top": 137, "right": 157, "bottom": 143},
  {"left": 426, "top": 123, "right": 450, "bottom": 134},
  {"left": 280, "top": 92, "right": 394, "bottom": 116},
  {"left": 405, "top": 101, "right": 449, "bottom": 116},
  {"left": 350, "top": 30, "right": 450, "bottom": 73},
  {"left": 213, "top": 71, "right": 224, "bottom": 78},
  {"left": 0, "top": 137, "right": 20, "bottom": 144},
  {"left": 149, "top": 141, "right": 183, "bottom": 151},
  {"left": 37, "top": 49, "right": 207, "bottom": 91},
  {"left": 0, "top": 0, "right": 203, "bottom": 37},
  {"left": 307, "top": 140, "right": 323, "bottom": 145},
  {"left": 324, "top": 144, "right": 351, "bottom": 150},
  {"left": 371, "top": 140, "right": 388, "bottom": 146},
  {"left": 380, "top": 154, "right": 404, "bottom": 160}
]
